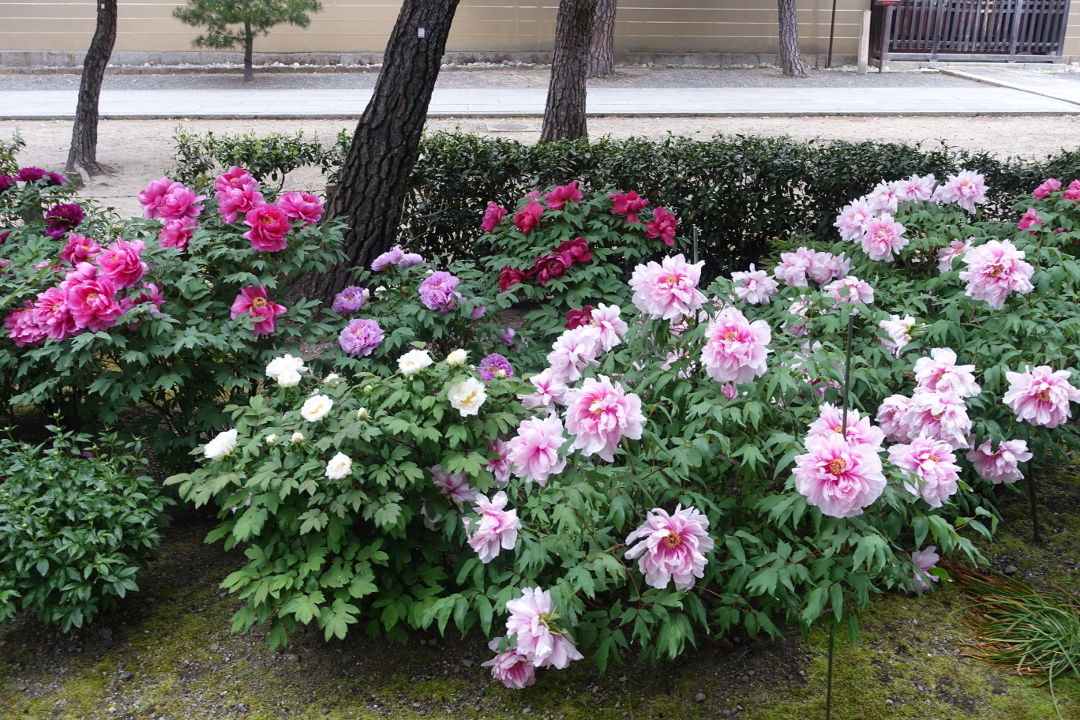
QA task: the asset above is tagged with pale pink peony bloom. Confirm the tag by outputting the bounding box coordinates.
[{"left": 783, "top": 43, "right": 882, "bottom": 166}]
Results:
[
  {"left": 431, "top": 464, "right": 475, "bottom": 507},
  {"left": 564, "top": 375, "right": 645, "bottom": 462},
  {"left": 59, "top": 234, "right": 101, "bottom": 266},
  {"left": 507, "top": 414, "right": 567, "bottom": 486},
  {"left": 624, "top": 505, "right": 714, "bottom": 591},
  {"left": 966, "top": 439, "right": 1032, "bottom": 484},
  {"left": 159, "top": 218, "right": 198, "bottom": 250},
  {"left": 902, "top": 390, "right": 972, "bottom": 449},
  {"left": 505, "top": 588, "right": 584, "bottom": 669},
  {"left": 95, "top": 239, "right": 147, "bottom": 290},
  {"left": 731, "top": 264, "right": 779, "bottom": 305},
  {"left": 32, "top": 287, "right": 78, "bottom": 341},
  {"left": 934, "top": 170, "right": 988, "bottom": 212},
  {"left": 911, "top": 546, "right": 940, "bottom": 591},
  {"left": 806, "top": 403, "right": 885, "bottom": 450},
  {"left": 957, "top": 239, "right": 1034, "bottom": 310},
  {"left": 546, "top": 326, "right": 602, "bottom": 384},
  {"left": 588, "top": 303, "right": 628, "bottom": 351},
  {"left": 879, "top": 315, "right": 916, "bottom": 358},
  {"left": 481, "top": 638, "right": 536, "bottom": 689},
  {"left": 519, "top": 368, "right": 570, "bottom": 410},
  {"left": 865, "top": 180, "right": 900, "bottom": 215},
  {"left": 484, "top": 439, "right": 512, "bottom": 484},
  {"left": 806, "top": 251, "right": 851, "bottom": 285},
  {"left": 1031, "top": 178, "right": 1061, "bottom": 200},
  {"left": 889, "top": 434, "right": 961, "bottom": 508},
  {"left": 277, "top": 191, "right": 323, "bottom": 225},
  {"left": 895, "top": 173, "right": 937, "bottom": 203},
  {"left": 913, "top": 347, "right": 980, "bottom": 398},
  {"left": 860, "top": 213, "right": 908, "bottom": 262},
  {"left": 937, "top": 238, "right": 973, "bottom": 274},
  {"left": 629, "top": 254, "right": 705, "bottom": 321},
  {"left": 834, "top": 199, "right": 875, "bottom": 243},
  {"left": 876, "top": 394, "right": 913, "bottom": 442},
  {"left": 824, "top": 275, "right": 874, "bottom": 306},
  {"left": 1003, "top": 366, "right": 1080, "bottom": 428},
  {"left": 773, "top": 247, "right": 818, "bottom": 287},
  {"left": 783, "top": 299, "right": 810, "bottom": 338},
  {"left": 217, "top": 184, "right": 266, "bottom": 225},
  {"left": 463, "top": 491, "right": 521, "bottom": 564},
  {"left": 229, "top": 285, "right": 286, "bottom": 336},
  {"left": 700, "top": 306, "right": 772, "bottom": 384},
  {"left": 793, "top": 431, "right": 886, "bottom": 518}
]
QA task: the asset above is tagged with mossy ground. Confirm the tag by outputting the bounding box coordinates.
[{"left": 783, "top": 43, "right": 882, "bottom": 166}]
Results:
[{"left": 3, "top": 471, "right": 1077, "bottom": 720}]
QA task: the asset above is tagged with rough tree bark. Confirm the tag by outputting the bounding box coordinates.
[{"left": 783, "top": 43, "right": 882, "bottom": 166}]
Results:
[
  {"left": 243, "top": 20, "right": 254, "bottom": 81},
  {"left": 541, "top": 0, "right": 597, "bottom": 142},
  {"left": 587, "top": 0, "right": 616, "bottom": 78},
  {"left": 777, "top": 0, "right": 808, "bottom": 78},
  {"left": 65, "top": 0, "right": 118, "bottom": 181},
  {"left": 318, "top": 0, "right": 461, "bottom": 298}
]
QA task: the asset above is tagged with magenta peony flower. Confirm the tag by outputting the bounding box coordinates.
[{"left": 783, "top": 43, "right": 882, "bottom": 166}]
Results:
[
  {"left": 217, "top": 184, "right": 265, "bottom": 225},
  {"left": 933, "top": 170, "right": 988, "bottom": 212},
  {"left": 338, "top": 317, "right": 384, "bottom": 357},
  {"left": 44, "top": 203, "right": 84, "bottom": 238},
  {"left": 484, "top": 439, "right": 512, "bottom": 484},
  {"left": 865, "top": 180, "right": 900, "bottom": 215},
  {"left": 629, "top": 254, "right": 705, "bottom": 321},
  {"left": 16, "top": 166, "right": 47, "bottom": 183},
  {"left": 3, "top": 303, "right": 47, "bottom": 346},
  {"left": 731, "top": 264, "right": 779, "bottom": 305},
  {"left": 913, "top": 347, "right": 980, "bottom": 397},
  {"left": 0, "top": 176, "right": 13, "bottom": 194},
  {"left": 544, "top": 180, "right": 583, "bottom": 211},
  {"left": 482, "top": 638, "right": 536, "bottom": 689},
  {"left": 499, "top": 266, "right": 529, "bottom": 292},
  {"left": 32, "top": 286, "right": 78, "bottom": 341},
  {"left": 807, "top": 402, "right": 885, "bottom": 450},
  {"left": 332, "top": 285, "right": 369, "bottom": 314},
  {"left": 505, "top": 587, "right": 583, "bottom": 669},
  {"left": 889, "top": 434, "right": 961, "bottom": 508},
  {"left": 1017, "top": 208, "right": 1044, "bottom": 233},
  {"left": 157, "top": 184, "right": 203, "bottom": 221},
  {"left": 1063, "top": 179, "right": 1080, "bottom": 200},
  {"left": 371, "top": 246, "right": 404, "bottom": 272},
  {"left": 518, "top": 369, "right": 569, "bottom": 410},
  {"left": 546, "top": 326, "right": 602, "bottom": 384},
  {"left": 431, "top": 464, "right": 475, "bottom": 507},
  {"left": 159, "top": 218, "right": 198, "bottom": 250},
  {"left": 463, "top": 491, "right": 521, "bottom": 564},
  {"left": 834, "top": 199, "right": 874, "bottom": 243},
  {"left": 65, "top": 274, "right": 122, "bottom": 331},
  {"left": 645, "top": 206, "right": 678, "bottom": 246},
  {"left": 243, "top": 203, "right": 290, "bottom": 252},
  {"left": 861, "top": 213, "right": 908, "bottom": 261},
  {"left": 129, "top": 282, "right": 165, "bottom": 311},
  {"left": 564, "top": 375, "right": 644, "bottom": 462},
  {"left": 480, "top": 202, "right": 508, "bottom": 233},
  {"left": 59, "top": 234, "right": 101, "bottom": 266},
  {"left": 565, "top": 305, "right": 594, "bottom": 329},
  {"left": 824, "top": 275, "right": 874, "bottom": 306},
  {"left": 418, "top": 270, "right": 461, "bottom": 311},
  {"left": 624, "top": 505, "right": 714, "bottom": 591},
  {"left": 277, "top": 191, "right": 323, "bottom": 225},
  {"left": 700, "top": 306, "right": 771, "bottom": 384},
  {"left": 879, "top": 315, "right": 915, "bottom": 358},
  {"left": 1003, "top": 366, "right": 1080, "bottom": 428},
  {"left": 895, "top": 173, "right": 937, "bottom": 202},
  {"left": 957, "top": 239, "right": 1034, "bottom": 310},
  {"left": 555, "top": 237, "right": 592, "bottom": 265},
  {"left": 478, "top": 353, "right": 514, "bottom": 382},
  {"left": 531, "top": 253, "right": 571, "bottom": 287},
  {"left": 610, "top": 190, "right": 649, "bottom": 223},
  {"left": 966, "top": 439, "right": 1032, "bottom": 484},
  {"left": 214, "top": 166, "right": 258, "bottom": 193},
  {"left": 230, "top": 285, "right": 286, "bottom": 336},
  {"left": 507, "top": 414, "right": 567, "bottom": 486},
  {"left": 1032, "top": 178, "right": 1061, "bottom": 200},
  {"left": 911, "top": 546, "right": 940, "bottom": 591},
  {"left": 902, "top": 390, "right": 971, "bottom": 449},
  {"left": 793, "top": 432, "right": 886, "bottom": 518},
  {"left": 95, "top": 239, "right": 147, "bottom": 290},
  {"left": 937, "top": 238, "right": 973, "bottom": 274},
  {"left": 513, "top": 202, "right": 544, "bottom": 234}
]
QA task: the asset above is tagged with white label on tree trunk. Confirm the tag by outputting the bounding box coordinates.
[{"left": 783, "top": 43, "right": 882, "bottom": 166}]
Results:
[{"left": 417, "top": 27, "right": 426, "bottom": 39}]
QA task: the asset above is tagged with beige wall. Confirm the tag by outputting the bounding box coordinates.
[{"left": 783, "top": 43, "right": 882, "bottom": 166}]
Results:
[{"left": 0, "top": 1, "right": 1075, "bottom": 58}]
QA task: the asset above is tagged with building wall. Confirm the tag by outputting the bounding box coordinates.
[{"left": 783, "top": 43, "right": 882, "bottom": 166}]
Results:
[{"left": 0, "top": 1, "right": 1075, "bottom": 59}]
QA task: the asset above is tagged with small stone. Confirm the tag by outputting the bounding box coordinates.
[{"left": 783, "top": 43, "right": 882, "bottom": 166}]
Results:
[
  {"left": 695, "top": 692, "right": 707, "bottom": 702},
  {"left": 1004, "top": 564, "right": 1018, "bottom": 574},
  {"left": 284, "top": 653, "right": 299, "bottom": 662},
  {"left": 461, "top": 659, "right": 474, "bottom": 667},
  {"left": 98, "top": 627, "right": 113, "bottom": 639},
  {"left": 208, "top": 643, "right": 220, "bottom": 651},
  {"left": 886, "top": 699, "right": 894, "bottom": 706},
  {"left": 120, "top": 671, "right": 133, "bottom": 682}
]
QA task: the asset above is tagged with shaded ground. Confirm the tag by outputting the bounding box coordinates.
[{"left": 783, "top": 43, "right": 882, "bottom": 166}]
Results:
[{"left": 2, "top": 466, "right": 1077, "bottom": 720}]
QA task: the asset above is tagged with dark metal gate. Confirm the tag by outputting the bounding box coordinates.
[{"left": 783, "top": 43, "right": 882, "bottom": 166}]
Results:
[{"left": 871, "top": 0, "right": 1072, "bottom": 62}]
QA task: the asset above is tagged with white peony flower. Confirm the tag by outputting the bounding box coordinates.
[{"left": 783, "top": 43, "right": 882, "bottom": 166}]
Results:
[
  {"left": 204, "top": 429, "right": 238, "bottom": 460},
  {"left": 447, "top": 377, "right": 487, "bottom": 417},
  {"left": 264, "top": 433, "right": 278, "bottom": 445},
  {"left": 266, "top": 354, "right": 308, "bottom": 384},
  {"left": 300, "top": 394, "right": 333, "bottom": 421},
  {"left": 323, "top": 373, "right": 342, "bottom": 386},
  {"left": 446, "top": 349, "right": 468, "bottom": 367},
  {"left": 356, "top": 407, "right": 370, "bottom": 420},
  {"left": 290, "top": 431, "right": 305, "bottom": 444},
  {"left": 325, "top": 452, "right": 353, "bottom": 480},
  {"left": 276, "top": 368, "right": 302, "bottom": 388},
  {"left": 398, "top": 349, "right": 433, "bottom": 376}
]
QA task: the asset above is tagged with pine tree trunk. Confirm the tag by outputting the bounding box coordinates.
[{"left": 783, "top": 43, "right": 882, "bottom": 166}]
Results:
[
  {"left": 317, "top": 0, "right": 461, "bottom": 299},
  {"left": 243, "top": 21, "right": 254, "bottom": 82},
  {"left": 541, "top": 0, "right": 597, "bottom": 142},
  {"left": 587, "top": 0, "right": 616, "bottom": 78},
  {"left": 777, "top": 0, "right": 808, "bottom": 78},
  {"left": 65, "top": 0, "right": 117, "bottom": 181}
]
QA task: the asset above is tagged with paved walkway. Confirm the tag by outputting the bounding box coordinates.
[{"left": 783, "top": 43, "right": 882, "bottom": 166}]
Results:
[{"left": 1, "top": 67, "right": 1077, "bottom": 119}]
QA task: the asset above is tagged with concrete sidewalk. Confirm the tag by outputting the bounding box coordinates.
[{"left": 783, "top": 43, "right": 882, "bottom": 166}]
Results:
[{"left": 1, "top": 72, "right": 1078, "bottom": 119}]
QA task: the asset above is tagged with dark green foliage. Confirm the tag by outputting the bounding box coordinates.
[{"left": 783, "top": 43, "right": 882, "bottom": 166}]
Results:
[
  {"left": 0, "top": 426, "right": 172, "bottom": 631},
  {"left": 173, "top": 0, "right": 322, "bottom": 52}
]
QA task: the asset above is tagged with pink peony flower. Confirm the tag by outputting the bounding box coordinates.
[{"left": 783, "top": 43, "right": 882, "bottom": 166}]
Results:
[
  {"left": 888, "top": 434, "right": 961, "bottom": 508},
  {"left": 629, "top": 254, "right": 705, "bottom": 321},
  {"left": 546, "top": 326, "right": 602, "bottom": 384},
  {"left": 610, "top": 190, "right": 649, "bottom": 223},
  {"left": 140, "top": 178, "right": 203, "bottom": 221},
  {"left": 806, "top": 251, "right": 851, "bottom": 285},
  {"left": 1002, "top": 365, "right": 1080, "bottom": 428},
  {"left": 95, "top": 239, "right": 147, "bottom": 290},
  {"left": 865, "top": 180, "right": 900, "bottom": 215},
  {"left": 485, "top": 439, "right": 512, "bottom": 484},
  {"left": 129, "top": 282, "right": 165, "bottom": 312},
  {"left": 624, "top": 505, "right": 714, "bottom": 591},
  {"left": 544, "top": 180, "right": 583, "bottom": 211},
  {"left": 507, "top": 414, "right": 567, "bottom": 486},
  {"left": 243, "top": 204, "right": 291, "bottom": 252},
  {"left": 834, "top": 199, "right": 874, "bottom": 243},
  {"left": 214, "top": 166, "right": 258, "bottom": 193},
  {"left": 587, "top": 303, "right": 628, "bottom": 351},
  {"left": 159, "top": 218, "right": 198, "bottom": 250},
  {"left": 773, "top": 247, "right": 818, "bottom": 287},
  {"left": 463, "top": 491, "right": 521, "bottom": 564},
  {"left": 966, "top": 439, "right": 1032, "bottom": 484},
  {"left": 1031, "top": 178, "right": 1060, "bottom": 200},
  {"left": 937, "top": 238, "right": 973, "bottom": 274},
  {"left": 783, "top": 299, "right": 810, "bottom": 338},
  {"left": 957, "top": 239, "right": 1034, "bottom": 310},
  {"left": 519, "top": 369, "right": 570, "bottom": 410},
  {"left": 59, "top": 234, "right": 101, "bottom": 266},
  {"left": 902, "top": 390, "right": 971, "bottom": 449},
  {"left": 513, "top": 202, "right": 544, "bottom": 234},
  {"left": 645, "top": 206, "right": 678, "bottom": 246},
  {"left": 860, "top": 213, "right": 908, "bottom": 261},
  {"left": 824, "top": 275, "right": 874, "bottom": 306},
  {"left": 505, "top": 587, "right": 584, "bottom": 669},
  {"left": 879, "top": 315, "right": 915, "bottom": 358},
  {"left": 3, "top": 303, "right": 47, "bottom": 347},
  {"left": 564, "top": 375, "right": 645, "bottom": 462},
  {"left": 1064, "top": 179, "right": 1080, "bottom": 200},
  {"left": 895, "top": 173, "right": 937, "bottom": 202},
  {"left": 793, "top": 431, "right": 886, "bottom": 518},
  {"left": 32, "top": 287, "right": 78, "bottom": 341},
  {"left": 431, "top": 464, "right": 475, "bottom": 507},
  {"left": 933, "top": 170, "right": 987, "bottom": 212},
  {"left": 418, "top": 271, "right": 461, "bottom": 311},
  {"left": 217, "top": 184, "right": 266, "bottom": 225},
  {"left": 278, "top": 191, "right": 323, "bottom": 225},
  {"left": 481, "top": 638, "right": 536, "bottom": 689},
  {"left": 911, "top": 546, "right": 940, "bottom": 591},
  {"left": 700, "top": 306, "right": 771, "bottom": 384},
  {"left": 1017, "top": 207, "right": 1044, "bottom": 234},
  {"left": 65, "top": 274, "right": 122, "bottom": 332},
  {"left": 806, "top": 403, "right": 885, "bottom": 450},
  {"left": 138, "top": 177, "right": 173, "bottom": 218},
  {"left": 338, "top": 318, "right": 384, "bottom": 357},
  {"left": 731, "top": 264, "right": 779, "bottom": 305},
  {"left": 230, "top": 285, "right": 286, "bottom": 336},
  {"left": 913, "top": 347, "right": 980, "bottom": 398},
  {"left": 480, "top": 202, "right": 508, "bottom": 233}
]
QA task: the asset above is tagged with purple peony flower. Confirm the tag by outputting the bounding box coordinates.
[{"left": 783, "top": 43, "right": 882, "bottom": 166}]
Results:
[
  {"left": 478, "top": 353, "right": 514, "bottom": 382},
  {"left": 44, "top": 203, "right": 85, "bottom": 238},
  {"left": 418, "top": 271, "right": 460, "bottom": 311},
  {"left": 338, "top": 318, "right": 384, "bottom": 357},
  {"left": 332, "top": 285, "right": 369, "bottom": 314}
]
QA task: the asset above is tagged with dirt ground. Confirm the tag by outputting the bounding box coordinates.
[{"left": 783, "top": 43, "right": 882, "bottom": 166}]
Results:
[{"left": 3, "top": 114, "right": 1079, "bottom": 217}]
